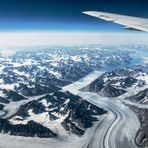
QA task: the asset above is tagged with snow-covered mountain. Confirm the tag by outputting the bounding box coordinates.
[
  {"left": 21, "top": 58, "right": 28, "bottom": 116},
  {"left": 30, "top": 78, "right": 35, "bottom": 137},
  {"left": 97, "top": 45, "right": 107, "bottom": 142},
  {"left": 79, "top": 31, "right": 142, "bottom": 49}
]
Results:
[
  {"left": 0, "top": 47, "right": 139, "bottom": 88},
  {"left": 82, "top": 64, "right": 148, "bottom": 97},
  {"left": 0, "top": 90, "right": 106, "bottom": 137},
  {"left": 0, "top": 45, "right": 147, "bottom": 148},
  {"left": 0, "top": 46, "right": 144, "bottom": 139},
  {"left": 126, "top": 88, "right": 148, "bottom": 104}
]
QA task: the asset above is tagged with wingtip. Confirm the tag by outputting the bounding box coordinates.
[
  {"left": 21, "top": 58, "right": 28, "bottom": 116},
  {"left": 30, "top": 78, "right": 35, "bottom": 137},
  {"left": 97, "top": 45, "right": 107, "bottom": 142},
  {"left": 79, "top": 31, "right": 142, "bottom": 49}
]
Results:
[
  {"left": 82, "top": 11, "right": 104, "bottom": 17},
  {"left": 82, "top": 11, "right": 94, "bottom": 15}
]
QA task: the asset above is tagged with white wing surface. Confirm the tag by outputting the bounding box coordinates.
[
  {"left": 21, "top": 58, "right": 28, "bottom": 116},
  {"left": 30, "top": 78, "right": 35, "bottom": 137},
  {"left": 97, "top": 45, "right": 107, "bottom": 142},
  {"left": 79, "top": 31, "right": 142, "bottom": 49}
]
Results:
[{"left": 83, "top": 11, "right": 148, "bottom": 32}]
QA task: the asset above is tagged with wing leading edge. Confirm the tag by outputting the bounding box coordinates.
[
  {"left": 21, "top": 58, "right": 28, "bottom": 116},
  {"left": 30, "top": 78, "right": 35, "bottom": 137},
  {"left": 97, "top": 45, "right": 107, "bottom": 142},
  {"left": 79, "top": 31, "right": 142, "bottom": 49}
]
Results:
[{"left": 83, "top": 11, "right": 148, "bottom": 32}]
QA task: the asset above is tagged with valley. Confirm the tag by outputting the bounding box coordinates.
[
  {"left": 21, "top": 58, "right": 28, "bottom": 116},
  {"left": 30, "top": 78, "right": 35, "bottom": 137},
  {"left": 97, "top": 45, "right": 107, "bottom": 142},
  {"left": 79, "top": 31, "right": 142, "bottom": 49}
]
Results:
[{"left": 0, "top": 46, "right": 147, "bottom": 148}]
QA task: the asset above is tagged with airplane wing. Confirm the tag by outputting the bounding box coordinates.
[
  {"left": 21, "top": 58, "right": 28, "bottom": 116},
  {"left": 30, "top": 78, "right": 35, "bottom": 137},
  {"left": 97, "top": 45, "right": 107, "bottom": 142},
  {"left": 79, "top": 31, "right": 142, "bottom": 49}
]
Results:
[{"left": 83, "top": 11, "right": 148, "bottom": 32}]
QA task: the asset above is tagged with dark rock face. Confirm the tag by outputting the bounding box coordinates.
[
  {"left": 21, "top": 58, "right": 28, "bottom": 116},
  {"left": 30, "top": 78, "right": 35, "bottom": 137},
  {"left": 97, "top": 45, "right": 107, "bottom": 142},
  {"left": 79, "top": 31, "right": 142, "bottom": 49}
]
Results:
[
  {"left": 0, "top": 104, "right": 4, "bottom": 110},
  {"left": 99, "top": 83, "right": 126, "bottom": 97},
  {"left": 17, "top": 100, "right": 46, "bottom": 118},
  {"left": 0, "top": 119, "right": 57, "bottom": 138},
  {"left": 36, "top": 76, "right": 69, "bottom": 87},
  {"left": 128, "top": 106, "right": 148, "bottom": 147},
  {"left": 0, "top": 97, "right": 9, "bottom": 104},
  {"left": 61, "top": 93, "right": 106, "bottom": 135},
  {"left": 82, "top": 77, "right": 105, "bottom": 93},
  {"left": 17, "top": 83, "right": 61, "bottom": 96},
  {"left": 112, "top": 76, "right": 138, "bottom": 88},
  {"left": 126, "top": 88, "right": 148, "bottom": 104},
  {"left": 125, "top": 88, "right": 148, "bottom": 147},
  {"left": 3, "top": 89, "right": 27, "bottom": 102}
]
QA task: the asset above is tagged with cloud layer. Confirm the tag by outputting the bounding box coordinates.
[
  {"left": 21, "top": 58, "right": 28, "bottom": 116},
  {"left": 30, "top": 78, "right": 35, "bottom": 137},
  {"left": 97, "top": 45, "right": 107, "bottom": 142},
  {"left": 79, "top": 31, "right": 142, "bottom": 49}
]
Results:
[{"left": 0, "top": 32, "right": 147, "bottom": 47}]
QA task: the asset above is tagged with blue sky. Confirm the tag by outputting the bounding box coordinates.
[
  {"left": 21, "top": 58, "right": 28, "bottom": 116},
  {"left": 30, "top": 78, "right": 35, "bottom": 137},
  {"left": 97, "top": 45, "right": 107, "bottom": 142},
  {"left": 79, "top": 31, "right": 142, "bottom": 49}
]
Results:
[{"left": 0, "top": 0, "right": 147, "bottom": 32}]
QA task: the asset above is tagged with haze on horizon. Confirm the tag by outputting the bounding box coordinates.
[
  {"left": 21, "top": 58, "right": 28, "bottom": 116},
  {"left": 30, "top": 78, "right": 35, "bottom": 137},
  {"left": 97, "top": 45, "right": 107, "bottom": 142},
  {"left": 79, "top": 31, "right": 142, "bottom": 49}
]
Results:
[
  {"left": 0, "top": 0, "right": 147, "bottom": 54},
  {"left": 0, "top": 32, "right": 147, "bottom": 47}
]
